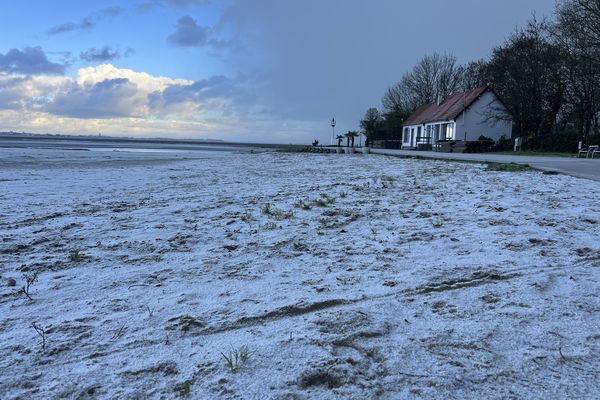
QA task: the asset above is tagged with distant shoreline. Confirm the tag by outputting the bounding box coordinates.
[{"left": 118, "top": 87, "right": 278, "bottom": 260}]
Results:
[{"left": 0, "top": 134, "right": 305, "bottom": 152}]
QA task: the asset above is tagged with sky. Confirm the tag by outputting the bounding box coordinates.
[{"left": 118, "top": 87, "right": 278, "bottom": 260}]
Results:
[{"left": 0, "top": 0, "right": 556, "bottom": 144}]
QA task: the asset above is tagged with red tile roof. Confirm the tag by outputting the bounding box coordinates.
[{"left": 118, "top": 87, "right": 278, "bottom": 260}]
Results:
[{"left": 402, "top": 86, "right": 490, "bottom": 126}]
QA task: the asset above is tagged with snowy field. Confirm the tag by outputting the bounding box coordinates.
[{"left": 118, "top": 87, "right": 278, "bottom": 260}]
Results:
[{"left": 1, "top": 147, "right": 599, "bottom": 399}]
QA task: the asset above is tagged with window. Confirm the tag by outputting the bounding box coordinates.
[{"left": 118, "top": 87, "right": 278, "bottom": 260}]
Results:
[{"left": 403, "top": 128, "right": 409, "bottom": 143}]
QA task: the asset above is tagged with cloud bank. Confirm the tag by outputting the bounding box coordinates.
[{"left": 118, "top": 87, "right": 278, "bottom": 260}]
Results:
[{"left": 0, "top": 63, "right": 275, "bottom": 140}]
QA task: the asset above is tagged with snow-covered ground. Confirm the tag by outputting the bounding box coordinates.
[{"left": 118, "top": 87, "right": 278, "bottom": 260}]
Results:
[{"left": 1, "top": 147, "right": 599, "bottom": 399}]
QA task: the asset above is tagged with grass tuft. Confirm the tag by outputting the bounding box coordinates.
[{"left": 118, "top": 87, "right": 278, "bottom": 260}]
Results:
[
  {"left": 313, "top": 194, "right": 336, "bottom": 207},
  {"left": 221, "top": 346, "right": 253, "bottom": 372},
  {"left": 485, "top": 163, "right": 533, "bottom": 172},
  {"left": 68, "top": 249, "right": 84, "bottom": 262},
  {"left": 262, "top": 203, "right": 294, "bottom": 220}
]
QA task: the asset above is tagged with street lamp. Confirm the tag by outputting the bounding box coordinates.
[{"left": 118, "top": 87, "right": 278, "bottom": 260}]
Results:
[{"left": 330, "top": 117, "right": 336, "bottom": 146}]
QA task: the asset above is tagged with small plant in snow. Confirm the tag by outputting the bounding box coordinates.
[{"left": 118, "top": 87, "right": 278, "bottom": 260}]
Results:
[
  {"left": 262, "top": 203, "right": 273, "bottom": 215},
  {"left": 31, "top": 322, "right": 48, "bottom": 351},
  {"left": 262, "top": 203, "right": 293, "bottom": 220},
  {"left": 273, "top": 209, "right": 294, "bottom": 220},
  {"left": 179, "top": 315, "right": 203, "bottom": 331},
  {"left": 263, "top": 222, "right": 278, "bottom": 230},
  {"left": 177, "top": 379, "right": 193, "bottom": 397},
  {"left": 313, "top": 194, "right": 336, "bottom": 207},
  {"left": 240, "top": 212, "right": 254, "bottom": 223},
  {"left": 145, "top": 305, "right": 155, "bottom": 318},
  {"left": 339, "top": 191, "right": 347, "bottom": 199},
  {"left": 221, "top": 346, "right": 253, "bottom": 372},
  {"left": 20, "top": 271, "right": 39, "bottom": 300},
  {"left": 68, "top": 249, "right": 84, "bottom": 262},
  {"left": 431, "top": 220, "right": 444, "bottom": 228},
  {"left": 112, "top": 324, "right": 127, "bottom": 340},
  {"left": 293, "top": 200, "right": 312, "bottom": 210}
]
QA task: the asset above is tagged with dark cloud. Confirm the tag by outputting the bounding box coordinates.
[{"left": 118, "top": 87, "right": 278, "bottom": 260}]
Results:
[
  {"left": 168, "top": 16, "right": 210, "bottom": 47},
  {"left": 80, "top": 47, "right": 120, "bottom": 62},
  {"left": 47, "top": 22, "right": 77, "bottom": 35},
  {"left": 215, "top": 0, "right": 557, "bottom": 138},
  {"left": 44, "top": 78, "right": 140, "bottom": 118},
  {"left": 166, "top": 0, "right": 210, "bottom": 6},
  {"left": 102, "top": 6, "right": 123, "bottom": 17},
  {"left": 0, "top": 47, "right": 65, "bottom": 75},
  {"left": 167, "top": 15, "right": 231, "bottom": 49},
  {"left": 136, "top": 0, "right": 210, "bottom": 13},
  {"left": 48, "top": 6, "right": 123, "bottom": 35},
  {"left": 148, "top": 74, "right": 252, "bottom": 116},
  {"left": 155, "top": 75, "right": 234, "bottom": 103}
]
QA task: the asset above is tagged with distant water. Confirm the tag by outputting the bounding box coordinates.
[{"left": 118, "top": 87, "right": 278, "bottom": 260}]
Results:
[{"left": 0, "top": 136, "right": 266, "bottom": 154}]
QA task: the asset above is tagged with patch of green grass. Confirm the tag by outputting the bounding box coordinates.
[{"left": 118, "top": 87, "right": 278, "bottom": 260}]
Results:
[
  {"left": 177, "top": 380, "right": 193, "bottom": 397},
  {"left": 178, "top": 315, "right": 203, "bottom": 332},
  {"left": 221, "top": 346, "right": 253, "bottom": 372},
  {"left": 494, "top": 151, "right": 575, "bottom": 158},
  {"left": 293, "top": 200, "right": 312, "bottom": 210},
  {"left": 262, "top": 203, "right": 273, "bottom": 215},
  {"left": 485, "top": 162, "right": 533, "bottom": 172},
  {"left": 313, "top": 194, "right": 336, "bottom": 207},
  {"left": 262, "top": 222, "right": 278, "bottom": 230},
  {"left": 262, "top": 203, "right": 294, "bottom": 220},
  {"left": 68, "top": 249, "right": 84, "bottom": 262}
]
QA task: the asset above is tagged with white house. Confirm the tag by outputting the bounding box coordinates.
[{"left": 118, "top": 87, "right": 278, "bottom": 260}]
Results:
[{"left": 401, "top": 86, "right": 512, "bottom": 149}]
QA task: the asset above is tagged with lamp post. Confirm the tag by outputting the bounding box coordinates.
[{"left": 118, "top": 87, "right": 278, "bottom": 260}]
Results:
[{"left": 330, "top": 117, "right": 336, "bottom": 146}]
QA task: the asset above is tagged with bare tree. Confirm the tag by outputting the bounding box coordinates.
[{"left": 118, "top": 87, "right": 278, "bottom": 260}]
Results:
[
  {"left": 382, "top": 53, "right": 465, "bottom": 116},
  {"left": 461, "top": 59, "right": 489, "bottom": 91},
  {"left": 556, "top": 0, "right": 600, "bottom": 59},
  {"left": 555, "top": 0, "right": 600, "bottom": 141},
  {"left": 382, "top": 76, "right": 414, "bottom": 116}
]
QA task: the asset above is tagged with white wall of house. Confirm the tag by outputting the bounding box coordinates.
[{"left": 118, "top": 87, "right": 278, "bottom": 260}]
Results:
[
  {"left": 402, "top": 122, "right": 456, "bottom": 148},
  {"left": 402, "top": 125, "right": 417, "bottom": 148},
  {"left": 454, "top": 90, "right": 512, "bottom": 142}
]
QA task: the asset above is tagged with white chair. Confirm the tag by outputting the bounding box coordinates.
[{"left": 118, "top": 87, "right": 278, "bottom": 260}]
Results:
[{"left": 578, "top": 145, "right": 599, "bottom": 158}]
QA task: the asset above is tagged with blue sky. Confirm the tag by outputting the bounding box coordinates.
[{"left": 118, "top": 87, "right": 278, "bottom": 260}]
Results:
[
  {"left": 0, "top": 0, "right": 556, "bottom": 143},
  {"left": 0, "top": 1, "right": 227, "bottom": 78}
]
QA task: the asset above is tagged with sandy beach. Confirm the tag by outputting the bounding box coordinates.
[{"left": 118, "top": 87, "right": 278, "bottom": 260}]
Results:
[{"left": 1, "top": 147, "right": 599, "bottom": 399}]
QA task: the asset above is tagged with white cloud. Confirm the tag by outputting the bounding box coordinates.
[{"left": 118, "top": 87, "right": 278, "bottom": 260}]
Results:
[
  {"left": 0, "top": 64, "right": 286, "bottom": 140},
  {"left": 75, "top": 64, "right": 192, "bottom": 92}
]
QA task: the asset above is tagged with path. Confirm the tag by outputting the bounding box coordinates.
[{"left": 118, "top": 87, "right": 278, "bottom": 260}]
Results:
[{"left": 369, "top": 149, "right": 600, "bottom": 182}]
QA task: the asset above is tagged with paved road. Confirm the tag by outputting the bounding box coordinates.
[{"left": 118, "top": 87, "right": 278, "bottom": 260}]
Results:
[{"left": 369, "top": 149, "right": 600, "bottom": 182}]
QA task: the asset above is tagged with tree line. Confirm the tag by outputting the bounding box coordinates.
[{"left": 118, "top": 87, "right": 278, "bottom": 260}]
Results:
[{"left": 360, "top": 0, "right": 600, "bottom": 151}]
